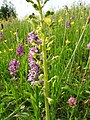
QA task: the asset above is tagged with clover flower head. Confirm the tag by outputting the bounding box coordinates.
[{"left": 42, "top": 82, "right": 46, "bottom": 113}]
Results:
[{"left": 68, "top": 97, "right": 76, "bottom": 106}]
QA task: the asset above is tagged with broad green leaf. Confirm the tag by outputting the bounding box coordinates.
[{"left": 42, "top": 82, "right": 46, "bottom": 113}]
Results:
[{"left": 85, "top": 90, "right": 90, "bottom": 94}]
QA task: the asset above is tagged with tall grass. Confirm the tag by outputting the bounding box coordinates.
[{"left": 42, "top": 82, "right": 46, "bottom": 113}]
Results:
[{"left": 0, "top": 2, "right": 90, "bottom": 120}]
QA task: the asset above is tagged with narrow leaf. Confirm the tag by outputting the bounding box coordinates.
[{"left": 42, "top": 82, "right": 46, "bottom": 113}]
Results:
[{"left": 44, "top": 0, "right": 49, "bottom": 4}]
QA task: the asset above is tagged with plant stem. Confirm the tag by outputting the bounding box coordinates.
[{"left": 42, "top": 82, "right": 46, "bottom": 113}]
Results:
[
  {"left": 42, "top": 35, "right": 50, "bottom": 120},
  {"left": 36, "top": 0, "right": 50, "bottom": 119},
  {"left": 69, "top": 106, "right": 75, "bottom": 120},
  {"left": 88, "top": 51, "right": 90, "bottom": 69},
  {"left": 36, "top": 0, "right": 43, "bottom": 26},
  {"left": 36, "top": 86, "right": 40, "bottom": 119}
]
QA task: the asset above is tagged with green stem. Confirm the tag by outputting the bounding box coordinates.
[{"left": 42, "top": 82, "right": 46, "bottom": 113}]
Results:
[
  {"left": 4, "top": 100, "right": 26, "bottom": 120},
  {"left": 88, "top": 51, "right": 90, "bottom": 69},
  {"left": 42, "top": 35, "right": 50, "bottom": 120},
  {"left": 69, "top": 107, "right": 75, "bottom": 120},
  {"left": 36, "top": 0, "right": 50, "bottom": 120},
  {"left": 36, "top": 0, "right": 43, "bottom": 25},
  {"left": 83, "top": 108, "right": 88, "bottom": 119},
  {"left": 36, "top": 86, "right": 40, "bottom": 119}
]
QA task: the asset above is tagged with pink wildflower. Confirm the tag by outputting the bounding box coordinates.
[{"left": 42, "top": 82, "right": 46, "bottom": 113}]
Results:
[
  {"left": 87, "top": 42, "right": 90, "bottom": 50},
  {"left": 68, "top": 97, "right": 76, "bottom": 106}
]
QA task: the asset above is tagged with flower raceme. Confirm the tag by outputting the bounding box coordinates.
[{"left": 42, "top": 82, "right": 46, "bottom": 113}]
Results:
[
  {"left": 16, "top": 44, "right": 24, "bottom": 56},
  {"left": 68, "top": 97, "right": 76, "bottom": 106},
  {"left": 27, "top": 32, "right": 43, "bottom": 86},
  {"left": 28, "top": 47, "right": 40, "bottom": 85},
  {"left": 8, "top": 59, "right": 20, "bottom": 75}
]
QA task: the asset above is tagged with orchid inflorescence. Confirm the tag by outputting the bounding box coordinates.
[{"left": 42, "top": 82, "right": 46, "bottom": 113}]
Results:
[
  {"left": 27, "top": 32, "right": 43, "bottom": 86},
  {"left": 8, "top": 44, "right": 24, "bottom": 80},
  {"left": 8, "top": 31, "right": 43, "bottom": 86}
]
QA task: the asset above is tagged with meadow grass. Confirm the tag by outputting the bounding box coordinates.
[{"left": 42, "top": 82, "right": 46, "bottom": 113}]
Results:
[{"left": 0, "top": 3, "right": 90, "bottom": 120}]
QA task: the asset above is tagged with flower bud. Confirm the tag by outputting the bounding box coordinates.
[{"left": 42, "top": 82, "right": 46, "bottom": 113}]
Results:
[{"left": 86, "top": 16, "right": 90, "bottom": 24}]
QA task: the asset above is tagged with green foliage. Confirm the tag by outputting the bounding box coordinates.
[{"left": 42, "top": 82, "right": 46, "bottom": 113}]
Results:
[
  {"left": 0, "top": 2, "right": 90, "bottom": 120},
  {"left": 29, "top": 14, "right": 37, "bottom": 19},
  {"left": 26, "top": 0, "right": 39, "bottom": 11},
  {"left": 0, "top": 1, "right": 16, "bottom": 20},
  {"left": 45, "top": 10, "right": 54, "bottom": 17},
  {"left": 32, "top": 3, "right": 39, "bottom": 11}
]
